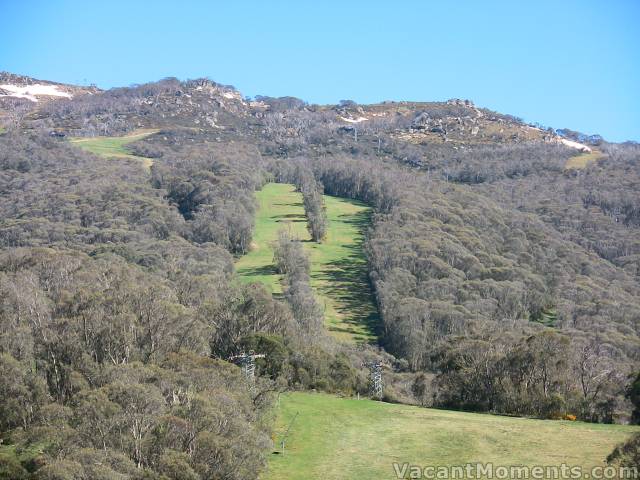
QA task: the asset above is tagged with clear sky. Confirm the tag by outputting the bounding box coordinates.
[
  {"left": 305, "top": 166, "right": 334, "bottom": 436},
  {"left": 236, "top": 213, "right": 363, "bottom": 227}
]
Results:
[{"left": 1, "top": 0, "right": 638, "bottom": 142}]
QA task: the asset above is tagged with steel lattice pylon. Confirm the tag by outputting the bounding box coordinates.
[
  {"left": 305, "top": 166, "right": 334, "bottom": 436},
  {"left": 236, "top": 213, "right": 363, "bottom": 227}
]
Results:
[
  {"left": 363, "top": 361, "right": 384, "bottom": 399},
  {"left": 229, "top": 351, "right": 266, "bottom": 387}
]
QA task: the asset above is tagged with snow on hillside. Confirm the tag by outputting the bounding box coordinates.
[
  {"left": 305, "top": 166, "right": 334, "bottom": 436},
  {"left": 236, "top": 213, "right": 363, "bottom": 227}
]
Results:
[
  {"left": 222, "top": 91, "right": 241, "bottom": 100},
  {"left": 0, "top": 84, "right": 72, "bottom": 102},
  {"left": 339, "top": 116, "right": 368, "bottom": 123},
  {"left": 560, "top": 138, "right": 592, "bottom": 152}
]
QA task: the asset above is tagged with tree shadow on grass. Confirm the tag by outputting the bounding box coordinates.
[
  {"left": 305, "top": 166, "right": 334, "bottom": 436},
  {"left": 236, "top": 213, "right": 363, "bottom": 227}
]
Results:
[
  {"left": 312, "top": 210, "right": 381, "bottom": 342},
  {"left": 273, "top": 213, "right": 306, "bottom": 220},
  {"left": 237, "top": 264, "right": 279, "bottom": 277},
  {"left": 334, "top": 209, "right": 372, "bottom": 229},
  {"left": 317, "top": 258, "right": 381, "bottom": 343},
  {"left": 273, "top": 201, "right": 304, "bottom": 208}
]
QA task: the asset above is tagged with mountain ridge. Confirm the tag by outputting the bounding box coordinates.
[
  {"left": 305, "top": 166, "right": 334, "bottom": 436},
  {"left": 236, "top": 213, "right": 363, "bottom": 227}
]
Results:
[{"left": 0, "top": 72, "right": 608, "bottom": 150}]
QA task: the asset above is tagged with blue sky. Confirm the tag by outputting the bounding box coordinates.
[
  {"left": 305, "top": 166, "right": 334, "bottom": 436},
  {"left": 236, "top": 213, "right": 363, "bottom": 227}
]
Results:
[{"left": 1, "top": 0, "right": 638, "bottom": 141}]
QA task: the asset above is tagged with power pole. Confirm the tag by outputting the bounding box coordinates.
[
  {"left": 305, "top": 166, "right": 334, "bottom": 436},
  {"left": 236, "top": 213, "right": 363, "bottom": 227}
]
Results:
[
  {"left": 280, "top": 411, "right": 299, "bottom": 456},
  {"left": 363, "top": 361, "right": 384, "bottom": 399},
  {"left": 229, "top": 351, "right": 266, "bottom": 389}
]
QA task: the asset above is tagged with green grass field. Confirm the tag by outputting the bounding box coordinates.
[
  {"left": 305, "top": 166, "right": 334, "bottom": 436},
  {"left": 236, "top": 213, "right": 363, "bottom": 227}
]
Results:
[
  {"left": 69, "top": 128, "right": 158, "bottom": 168},
  {"left": 266, "top": 392, "right": 638, "bottom": 480},
  {"left": 236, "top": 183, "right": 378, "bottom": 343}
]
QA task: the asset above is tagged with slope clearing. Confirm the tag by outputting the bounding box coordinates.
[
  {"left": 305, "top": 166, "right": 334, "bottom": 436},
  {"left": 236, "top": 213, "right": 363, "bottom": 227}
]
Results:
[
  {"left": 565, "top": 150, "right": 605, "bottom": 169},
  {"left": 266, "top": 392, "right": 638, "bottom": 480},
  {"left": 236, "top": 183, "right": 378, "bottom": 343},
  {"left": 69, "top": 128, "right": 158, "bottom": 168}
]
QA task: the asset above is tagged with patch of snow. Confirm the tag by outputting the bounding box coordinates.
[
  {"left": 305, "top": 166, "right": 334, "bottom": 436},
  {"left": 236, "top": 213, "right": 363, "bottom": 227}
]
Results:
[
  {"left": 560, "top": 138, "right": 592, "bottom": 153},
  {"left": 0, "top": 84, "right": 72, "bottom": 102},
  {"left": 339, "top": 116, "right": 368, "bottom": 123}
]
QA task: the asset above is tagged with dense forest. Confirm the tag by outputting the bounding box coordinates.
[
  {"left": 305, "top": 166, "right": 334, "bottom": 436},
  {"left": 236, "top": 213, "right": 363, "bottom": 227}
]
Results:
[
  {"left": 0, "top": 128, "right": 363, "bottom": 479},
  {"left": 0, "top": 75, "right": 638, "bottom": 478}
]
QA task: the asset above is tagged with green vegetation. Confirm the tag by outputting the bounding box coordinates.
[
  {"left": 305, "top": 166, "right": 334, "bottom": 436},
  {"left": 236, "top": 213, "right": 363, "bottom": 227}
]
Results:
[
  {"left": 267, "top": 392, "right": 639, "bottom": 480},
  {"left": 69, "top": 128, "right": 158, "bottom": 168},
  {"left": 236, "top": 183, "right": 378, "bottom": 343},
  {"left": 534, "top": 307, "right": 557, "bottom": 327},
  {"left": 0, "top": 442, "right": 46, "bottom": 479},
  {"left": 236, "top": 183, "right": 303, "bottom": 290},
  {"left": 565, "top": 150, "right": 604, "bottom": 169}
]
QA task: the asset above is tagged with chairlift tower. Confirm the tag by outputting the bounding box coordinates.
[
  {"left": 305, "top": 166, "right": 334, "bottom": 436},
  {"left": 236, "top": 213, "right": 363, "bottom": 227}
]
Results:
[
  {"left": 363, "top": 361, "right": 384, "bottom": 399},
  {"left": 229, "top": 350, "right": 266, "bottom": 385}
]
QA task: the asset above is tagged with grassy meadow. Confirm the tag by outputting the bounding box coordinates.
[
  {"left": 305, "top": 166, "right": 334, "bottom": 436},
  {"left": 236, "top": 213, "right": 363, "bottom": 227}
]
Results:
[
  {"left": 69, "top": 128, "right": 158, "bottom": 168},
  {"left": 236, "top": 183, "right": 378, "bottom": 343},
  {"left": 266, "top": 392, "right": 638, "bottom": 480}
]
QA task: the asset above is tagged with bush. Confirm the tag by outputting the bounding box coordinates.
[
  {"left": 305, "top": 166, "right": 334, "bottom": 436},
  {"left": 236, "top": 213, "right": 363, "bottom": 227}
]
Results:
[
  {"left": 0, "top": 453, "right": 29, "bottom": 480},
  {"left": 607, "top": 433, "right": 640, "bottom": 468}
]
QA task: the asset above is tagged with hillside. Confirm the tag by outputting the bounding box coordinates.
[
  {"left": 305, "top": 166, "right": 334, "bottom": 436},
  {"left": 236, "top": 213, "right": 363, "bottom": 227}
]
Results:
[
  {"left": 267, "top": 392, "right": 638, "bottom": 480},
  {"left": 0, "top": 73, "right": 638, "bottom": 479},
  {"left": 0, "top": 72, "right": 98, "bottom": 129},
  {"left": 0, "top": 72, "right": 98, "bottom": 102},
  {"left": 235, "top": 183, "right": 378, "bottom": 343}
]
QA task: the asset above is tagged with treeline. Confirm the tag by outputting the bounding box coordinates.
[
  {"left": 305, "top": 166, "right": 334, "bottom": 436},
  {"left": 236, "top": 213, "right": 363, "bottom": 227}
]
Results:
[
  {"left": 282, "top": 164, "right": 328, "bottom": 242},
  {"left": 394, "top": 140, "right": 574, "bottom": 183},
  {"left": 434, "top": 330, "right": 626, "bottom": 421},
  {"left": 301, "top": 180, "right": 327, "bottom": 242},
  {"left": 274, "top": 230, "right": 324, "bottom": 337}
]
